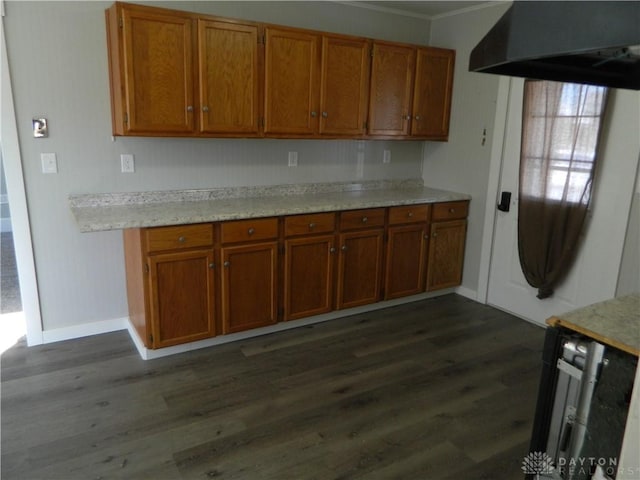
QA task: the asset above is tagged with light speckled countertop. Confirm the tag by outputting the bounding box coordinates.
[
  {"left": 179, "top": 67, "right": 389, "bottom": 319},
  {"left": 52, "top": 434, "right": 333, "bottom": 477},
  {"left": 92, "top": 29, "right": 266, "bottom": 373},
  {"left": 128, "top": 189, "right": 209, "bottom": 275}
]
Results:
[
  {"left": 69, "top": 179, "right": 471, "bottom": 232},
  {"left": 548, "top": 294, "right": 640, "bottom": 356}
]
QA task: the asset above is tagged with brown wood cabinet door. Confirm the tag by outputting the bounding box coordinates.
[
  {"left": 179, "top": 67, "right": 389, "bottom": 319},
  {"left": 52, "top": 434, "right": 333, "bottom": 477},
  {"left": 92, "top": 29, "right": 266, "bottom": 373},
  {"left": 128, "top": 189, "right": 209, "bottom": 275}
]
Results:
[
  {"left": 411, "top": 47, "right": 455, "bottom": 139},
  {"left": 264, "top": 27, "right": 320, "bottom": 134},
  {"left": 221, "top": 242, "right": 278, "bottom": 333},
  {"left": 368, "top": 42, "right": 415, "bottom": 136},
  {"left": 319, "top": 36, "right": 370, "bottom": 135},
  {"left": 284, "top": 235, "right": 336, "bottom": 321},
  {"left": 148, "top": 249, "right": 215, "bottom": 348},
  {"left": 198, "top": 20, "right": 260, "bottom": 134},
  {"left": 337, "top": 229, "right": 384, "bottom": 309},
  {"left": 426, "top": 220, "right": 467, "bottom": 291},
  {"left": 121, "top": 8, "right": 194, "bottom": 134},
  {"left": 385, "top": 224, "right": 427, "bottom": 299}
]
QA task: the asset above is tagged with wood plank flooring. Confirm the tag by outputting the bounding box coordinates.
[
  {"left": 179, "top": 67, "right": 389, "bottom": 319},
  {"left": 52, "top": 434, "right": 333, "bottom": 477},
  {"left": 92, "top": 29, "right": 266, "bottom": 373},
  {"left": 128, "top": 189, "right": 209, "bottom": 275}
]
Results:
[{"left": 1, "top": 294, "right": 545, "bottom": 479}]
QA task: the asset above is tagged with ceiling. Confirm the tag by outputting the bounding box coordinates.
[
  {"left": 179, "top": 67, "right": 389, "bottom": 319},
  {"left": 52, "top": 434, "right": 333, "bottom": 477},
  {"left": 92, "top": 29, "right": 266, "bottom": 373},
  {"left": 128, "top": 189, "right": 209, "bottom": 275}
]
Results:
[{"left": 354, "top": 1, "right": 493, "bottom": 18}]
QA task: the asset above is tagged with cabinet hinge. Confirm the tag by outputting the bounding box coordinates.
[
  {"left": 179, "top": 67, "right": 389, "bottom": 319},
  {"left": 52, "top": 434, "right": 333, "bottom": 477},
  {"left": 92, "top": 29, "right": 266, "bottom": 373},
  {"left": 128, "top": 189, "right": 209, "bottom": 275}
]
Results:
[
  {"left": 119, "top": 16, "right": 123, "bottom": 28},
  {"left": 149, "top": 333, "right": 153, "bottom": 343},
  {"left": 370, "top": 48, "right": 374, "bottom": 57},
  {"left": 124, "top": 112, "right": 128, "bottom": 124},
  {"left": 144, "top": 263, "right": 149, "bottom": 274},
  {"left": 364, "top": 121, "right": 368, "bottom": 130},
  {"left": 260, "top": 117, "right": 265, "bottom": 127},
  {"left": 261, "top": 35, "right": 266, "bottom": 45}
]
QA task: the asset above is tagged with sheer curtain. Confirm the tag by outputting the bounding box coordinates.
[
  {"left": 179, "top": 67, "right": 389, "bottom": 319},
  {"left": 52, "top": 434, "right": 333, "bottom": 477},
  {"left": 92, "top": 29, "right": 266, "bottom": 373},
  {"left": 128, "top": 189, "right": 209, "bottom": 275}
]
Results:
[{"left": 518, "top": 80, "right": 609, "bottom": 299}]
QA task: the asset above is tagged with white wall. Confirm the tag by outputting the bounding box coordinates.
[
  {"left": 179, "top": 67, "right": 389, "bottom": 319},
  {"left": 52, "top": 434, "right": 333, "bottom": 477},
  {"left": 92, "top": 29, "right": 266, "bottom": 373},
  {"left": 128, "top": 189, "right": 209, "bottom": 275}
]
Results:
[
  {"left": 422, "top": 3, "right": 511, "bottom": 296},
  {"left": 3, "top": 1, "right": 430, "bottom": 334}
]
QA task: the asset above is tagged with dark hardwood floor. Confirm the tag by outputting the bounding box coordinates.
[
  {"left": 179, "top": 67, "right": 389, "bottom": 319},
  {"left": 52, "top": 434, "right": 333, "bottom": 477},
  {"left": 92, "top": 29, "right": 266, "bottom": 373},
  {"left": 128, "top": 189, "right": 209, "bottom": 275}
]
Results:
[{"left": 1, "top": 294, "right": 545, "bottom": 479}]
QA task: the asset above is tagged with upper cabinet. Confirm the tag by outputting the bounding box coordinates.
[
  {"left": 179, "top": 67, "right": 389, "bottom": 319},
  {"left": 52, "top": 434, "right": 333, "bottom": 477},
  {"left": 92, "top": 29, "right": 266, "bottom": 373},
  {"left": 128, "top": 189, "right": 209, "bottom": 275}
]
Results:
[
  {"left": 108, "top": 5, "right": 195, "bottom": 135},
  {"left": 368, "top": 41, "right": 455, "bottom": 139},
  {"left": 106, "top": 2, "right": 454, "bottom": 140},
  {"left": 368, "top": 42, "right": 415, "bottom": 137},
  {"left": 319, "top": 35, "right": 370, "bottom": 136},
  {"left": 264, "top": 27, "right": 320, "bottom": 135},
  {"left": 411, "top": 47, "right": 455, "bottom": 139},
  {"left": 198, "top": 20, "right": 261, "bottom": 134}
]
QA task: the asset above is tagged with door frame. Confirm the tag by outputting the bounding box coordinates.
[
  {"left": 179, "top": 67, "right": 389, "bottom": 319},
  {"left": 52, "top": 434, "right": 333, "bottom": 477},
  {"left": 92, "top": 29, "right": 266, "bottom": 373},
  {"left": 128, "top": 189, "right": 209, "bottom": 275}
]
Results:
[
  {"left": 476, "top": 76, "right": 511, "bottom": 305},
  {"left": 1, "top": 15, "right": 43, "bottom": 345}
]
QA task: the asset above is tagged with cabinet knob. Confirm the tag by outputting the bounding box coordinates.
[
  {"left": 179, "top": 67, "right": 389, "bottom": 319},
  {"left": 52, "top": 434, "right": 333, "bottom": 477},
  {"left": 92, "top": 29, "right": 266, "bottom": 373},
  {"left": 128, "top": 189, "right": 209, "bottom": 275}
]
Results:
[
  {"left": 308, "top": 223, "right": 316, "bottom": 230},
  {"left": 178, "top": 236, "right": 186, "bottom": 243},
  {"left": 202, "top": 106, "right": 210, "bottom": 113},
  {"left": 404, "top": 115, "right": 411, "bottom": 120},
  {"left": 248, "top": 227, "right": 255, "bottom": 235},
  {"left": 341, "top": 245, "right": 348, "bottom": 251},
  {"left": 330, "top": 247, "right": 336, "bottom": 253},
  {"left": 361, "top": 216, "right": 368, "bottom": 223},
  {"left": 424, "top": 234, "right": 429, "bottom": 239},
  {"left": 186, "top": 105, "right": 194, "bottom": 112},
  {"left": 449, "top": 208, "right": 455, "bottom": 213},
  {"left": 432, "top": 232, "right": 438, "bottom": 238},
  {"left": 408, "top": 212, "right": 413, "bottom": 217},
  {"left": 311, "top": 111, "right": 317, "bottom": 118},
  {"left": 224, "top": 261, "right": 230, "bottom": 267},
  {"left": 322, "top": 111, "right": 328, "bottom": 118},
  {"left": 415, "top": 115, "right": 421, "bottom": 121},
  {"left": 209, "top": 263, "right": 215, "bottom": 269}
]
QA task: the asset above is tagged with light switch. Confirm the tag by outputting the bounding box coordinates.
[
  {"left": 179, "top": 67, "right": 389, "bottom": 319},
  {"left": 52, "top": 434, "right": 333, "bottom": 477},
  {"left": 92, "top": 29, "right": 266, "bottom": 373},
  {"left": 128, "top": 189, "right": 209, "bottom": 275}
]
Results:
[
  {"left": 383, "top": 150, "right": 391, "bottom": 164},
  {"left": 288, "top": 151, "right": 298, "bottom": 167},
  {"left": 41, "top": 153, "right": 58, "bottom": 174}
]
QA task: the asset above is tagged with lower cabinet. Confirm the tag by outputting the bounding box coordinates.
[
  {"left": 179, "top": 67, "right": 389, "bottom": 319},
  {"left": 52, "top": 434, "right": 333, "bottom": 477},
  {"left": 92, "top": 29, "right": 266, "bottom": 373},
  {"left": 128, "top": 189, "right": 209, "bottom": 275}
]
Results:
[
  {"left": 149, "top": 249, "right": 216, "bottom": 348},
  {"left": 336, "top": 209, "right": 385, "bottom": 309},
  {"left": 220, "top": 218, "right": 279, "bottom": 333},
  {"left": 426, "top": 201, "right": 469, "bottom": 291},
  {"left": 123, "top": 200, "right": 469, "bottom": 349}
]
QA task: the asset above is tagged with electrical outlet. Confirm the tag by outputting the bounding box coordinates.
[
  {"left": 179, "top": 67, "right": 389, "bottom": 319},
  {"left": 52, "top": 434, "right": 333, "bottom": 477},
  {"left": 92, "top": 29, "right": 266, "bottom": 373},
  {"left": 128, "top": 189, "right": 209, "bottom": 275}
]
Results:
[
  {"left": 383, "top": 150, "right": 391, "bottom": 164},
  {"left": 288, "top": 151, "right": 298, "bottom": 167},
  {"left": 120, "top": 154, "right": 135, "bottom": 173},
  {"left": 41, "top": 153, "right": 58, "bottom": 174}
]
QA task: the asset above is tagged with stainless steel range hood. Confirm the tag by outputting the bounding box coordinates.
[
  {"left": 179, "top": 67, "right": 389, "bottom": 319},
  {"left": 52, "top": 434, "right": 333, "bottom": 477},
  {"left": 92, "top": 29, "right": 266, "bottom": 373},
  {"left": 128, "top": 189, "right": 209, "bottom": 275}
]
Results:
[{"left": 469, "top": 1, "right": 640, "bottom": 90}]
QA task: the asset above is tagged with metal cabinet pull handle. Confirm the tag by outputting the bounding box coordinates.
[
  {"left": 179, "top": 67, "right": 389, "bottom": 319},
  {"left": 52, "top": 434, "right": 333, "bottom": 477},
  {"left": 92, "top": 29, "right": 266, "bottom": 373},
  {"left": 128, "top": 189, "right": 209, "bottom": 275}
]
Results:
[
  {"left": 424, "top": 234, "right": 429, "bottom": 239},
  {"left": 311, "top": 111, "right": 317, "bottom": 117},
  {"left": 415, "top": 115, "right": 421, "bottom": 120},
  {"left": 408, "top": 212, "right": 413, "bottom": 217},
  {"left": 341, "top": 245, "right": 348, "bottom": 251},
  {"left": 178, "top": 236, "right": 186, "bottom": 243},
  {"left": 248, "top": 227, "right": 255, "bottom": 235},
  {"left": 362, "top": 216, "right": 368, "bottom": 223},
  {"left": 202, "top": 106, "right": 209, "bottom": 112},
  {"left": 309, "top": 223, "right": 316, "bottom": 230},
  {"left": 209, "top": 263, "right": 215, "bottom": 269},
  {"left": 223, "top": 261, "right": 230, "bottom": 267},
  {"left": 449, "top": 208, "right": 455, "bottom": 213},
  {"left": 404, "top": 115, "right": 411, "bottom": 120},
  {"left": 322, "top": 112, "right": 328, "bottom": 118},
  {"left": 330, "top": 247, "right": 336, "bottom": 253},
  {"left": 186, "top": 106, "right": 194, "bottom": 112}
]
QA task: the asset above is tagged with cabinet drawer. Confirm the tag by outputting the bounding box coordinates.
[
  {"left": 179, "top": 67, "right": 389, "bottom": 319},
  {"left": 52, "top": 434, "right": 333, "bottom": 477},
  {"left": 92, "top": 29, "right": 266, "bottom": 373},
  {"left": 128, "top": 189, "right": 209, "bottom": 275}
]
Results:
[
  {"left": 340, "top": 208, "right": 386, "bottom": 230},
  {"left": 284, "top": 212, "right": 335, "bottom": 237},
  {"left": 432, "top": 201, "right": 469, "bottom": 221},
  {"left": 388, "top": 204, "right": 430, "bottom": 225},
  {"left": 146, "top": 224, "right": 213, "bottom": 253},
  {"left": 220, "top": 217, "right": 279, "bottom": 243}
]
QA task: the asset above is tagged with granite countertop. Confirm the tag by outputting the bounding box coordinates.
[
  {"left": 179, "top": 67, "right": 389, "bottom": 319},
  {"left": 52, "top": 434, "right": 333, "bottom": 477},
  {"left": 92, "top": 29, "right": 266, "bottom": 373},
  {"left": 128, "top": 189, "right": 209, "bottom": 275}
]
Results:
[
  {"left": 69, "top": 179, "right": 471, "bottom": 232},
  {"left": 547, "top": 294, "right": 640, "bottom": 356}
]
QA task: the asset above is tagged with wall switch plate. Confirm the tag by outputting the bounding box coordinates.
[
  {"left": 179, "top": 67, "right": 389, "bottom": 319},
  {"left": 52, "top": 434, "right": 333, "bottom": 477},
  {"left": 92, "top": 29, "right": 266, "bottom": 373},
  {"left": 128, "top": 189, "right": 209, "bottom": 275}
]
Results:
[
  {"left": 120, "top": 154, "right": 135, "bottom": 173},
  {"left": 288, "top": 151, "right": 298, "bottom": 167},
  {"left": 41, "top": 153, "right": 57, "bottom": 174},
  {"left": 383, "top": 150, "right": 391, "bottom": 164}
]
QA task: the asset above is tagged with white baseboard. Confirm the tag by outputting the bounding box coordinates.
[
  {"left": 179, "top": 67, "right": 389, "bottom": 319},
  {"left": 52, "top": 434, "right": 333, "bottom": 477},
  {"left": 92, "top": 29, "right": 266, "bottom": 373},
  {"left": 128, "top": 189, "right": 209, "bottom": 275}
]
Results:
[
  {"left": 42, "top": 317, "right": 127, "bottom": 344},
  {"left": 455, "top": 286, "right": 478, "bottom": 302},
  {"left": 129, "top": 289, "right": 458, "bottom": 360}
]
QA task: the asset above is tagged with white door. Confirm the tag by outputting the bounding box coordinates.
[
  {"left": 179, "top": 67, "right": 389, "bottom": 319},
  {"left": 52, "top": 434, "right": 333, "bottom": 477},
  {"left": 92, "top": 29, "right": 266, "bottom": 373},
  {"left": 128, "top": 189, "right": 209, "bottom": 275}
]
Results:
[{"left": 487, "top": 78, "right": 640, "bottom": 326}]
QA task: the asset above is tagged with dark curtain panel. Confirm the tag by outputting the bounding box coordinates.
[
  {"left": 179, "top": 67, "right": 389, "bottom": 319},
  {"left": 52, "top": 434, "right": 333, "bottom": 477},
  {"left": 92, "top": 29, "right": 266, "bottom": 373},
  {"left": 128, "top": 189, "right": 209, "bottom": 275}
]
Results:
[{"left": 518, "top": 80, "right": 609, "bottom": 299}]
